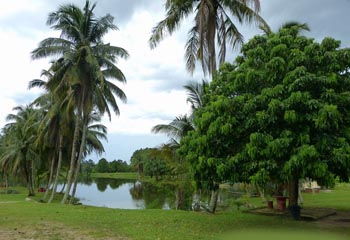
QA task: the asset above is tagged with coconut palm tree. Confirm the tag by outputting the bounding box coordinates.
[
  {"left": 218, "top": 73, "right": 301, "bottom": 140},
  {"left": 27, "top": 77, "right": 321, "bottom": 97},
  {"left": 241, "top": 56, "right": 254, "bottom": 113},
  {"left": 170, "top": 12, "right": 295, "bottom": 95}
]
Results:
[
  {"left": 29, "top": 68, "right": 74, "bottom": 202},
  {"left": 184, "top": 79, "right": 208, "bottom": 112},
  {"left": 150, "top": 0, "right": 269, "bottom": 76},
  {"left": 152, "top": 115, "right": 194, "bottom": 148},
  {"left": 31, "top": 0, "right": 128, "bottom": 204},
  {"left": 152, "top": 80, "right": 208, "bottom": 146},
  {"left": 0, "top": 105, "right": 41, "bottom": 196}
]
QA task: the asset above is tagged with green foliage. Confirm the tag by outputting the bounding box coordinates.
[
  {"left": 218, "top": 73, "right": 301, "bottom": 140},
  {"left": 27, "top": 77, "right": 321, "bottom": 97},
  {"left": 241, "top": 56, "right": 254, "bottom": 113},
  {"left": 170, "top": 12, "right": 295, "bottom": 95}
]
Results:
[
  {"left": 150, "top": 0, "right": 268, "bottom": 75},
  {"left": 81, "top": 159, "right": 95, "bottom": 176},
  {"left": 95, "top": 158, "right": 109, "bottom": 173},
  {"left": 179, "top": 24, "right": 350, "bottom": 196},
  {"left": 130, "top": 148, "right": 169, "bottom": 180},
  {"left": 93, "top": 158, "right": 131, "bottom": 173}
]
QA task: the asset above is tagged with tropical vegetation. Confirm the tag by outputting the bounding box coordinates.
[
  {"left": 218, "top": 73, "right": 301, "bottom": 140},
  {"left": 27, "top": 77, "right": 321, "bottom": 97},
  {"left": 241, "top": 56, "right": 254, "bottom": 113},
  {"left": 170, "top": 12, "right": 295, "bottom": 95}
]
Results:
[
  {"left": 179, "top": 23, "right": 350, "bottom": 213},
  {"left": 1, "top": 2, "right": 350, "bottom": 238},
  {"left": 150, "top": 0, "right": 269, "bottom": 75},
  {"left": 0, "top": 0, "right": 128, "bottom": 204}
]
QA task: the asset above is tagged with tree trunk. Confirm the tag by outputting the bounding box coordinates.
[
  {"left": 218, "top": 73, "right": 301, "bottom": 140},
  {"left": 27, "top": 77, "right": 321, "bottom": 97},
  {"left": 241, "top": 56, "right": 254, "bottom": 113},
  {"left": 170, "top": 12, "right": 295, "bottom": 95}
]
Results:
[
  {"left": 30, "top": 158, "right": 35, "bottom": 196},
  {"left": 288, "top": 179, "right": 299, "bottom": 207},
  {"left": 61, "top": 113, "right": 81, "bottom": 204},
  {"left": 208, "top": 188, "right": 219, "bottom": 213},
  {"left": 60, "top": 170, "right": 68, "bottom": 193},
  {"left": 48, "top": 136, "right": 64, "bottom": 203},
  {"left": 288, "top": 179, "right": 301, "bottom": 220},
  {"left": 255, "top": 184, "right": 266, "bottom": 202},
  {"left": 24, "top": 154, "right": 35, "bottom": 196},
  {"left": 42, "top": 155, "right": 55, "bottom": 201},
  {"left": 69, "top": 124, "right": 87, "bottom": 204}
]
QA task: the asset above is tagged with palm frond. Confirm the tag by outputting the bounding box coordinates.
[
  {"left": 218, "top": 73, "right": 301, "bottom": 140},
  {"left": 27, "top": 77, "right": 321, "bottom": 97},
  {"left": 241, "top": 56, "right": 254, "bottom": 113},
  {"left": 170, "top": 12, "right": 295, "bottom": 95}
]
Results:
[{"left": 149, "top": 0, "right": 194, "bottom": 49}]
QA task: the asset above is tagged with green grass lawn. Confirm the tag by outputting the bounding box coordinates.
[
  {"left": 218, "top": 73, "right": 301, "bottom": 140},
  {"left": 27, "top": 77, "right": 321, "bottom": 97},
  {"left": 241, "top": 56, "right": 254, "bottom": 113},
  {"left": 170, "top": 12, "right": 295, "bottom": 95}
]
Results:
[
  {"left": 0, "top": 183, "right": 349, "bottom": 239},
  {"left": 91, "top": 172, "right": 150, "bottom": 181}
]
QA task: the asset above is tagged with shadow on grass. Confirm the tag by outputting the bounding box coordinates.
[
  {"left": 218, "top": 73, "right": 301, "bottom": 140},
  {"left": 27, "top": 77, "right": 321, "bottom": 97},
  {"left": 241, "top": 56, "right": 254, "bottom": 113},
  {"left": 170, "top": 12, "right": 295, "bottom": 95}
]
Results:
[{"left": 219, "top": 230, "right": 348, "bottom": 240}]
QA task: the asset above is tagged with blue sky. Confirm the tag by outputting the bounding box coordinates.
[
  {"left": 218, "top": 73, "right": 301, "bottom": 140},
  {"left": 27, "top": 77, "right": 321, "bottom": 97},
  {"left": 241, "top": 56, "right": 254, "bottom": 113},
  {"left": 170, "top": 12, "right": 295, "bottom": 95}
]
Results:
[{"left": 1, "top": 0, "right": 350, "bottom": 162}]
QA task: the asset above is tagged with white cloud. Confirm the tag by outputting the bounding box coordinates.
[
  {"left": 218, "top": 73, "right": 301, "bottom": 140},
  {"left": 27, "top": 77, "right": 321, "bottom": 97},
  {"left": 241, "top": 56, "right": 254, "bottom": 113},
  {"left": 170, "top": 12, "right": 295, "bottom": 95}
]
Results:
[
  {"left": 0, "top": 0, "right": 43, "bottom": 20},
  {"left": 2, "top": 0, "right": 350, "bottom": 160}
]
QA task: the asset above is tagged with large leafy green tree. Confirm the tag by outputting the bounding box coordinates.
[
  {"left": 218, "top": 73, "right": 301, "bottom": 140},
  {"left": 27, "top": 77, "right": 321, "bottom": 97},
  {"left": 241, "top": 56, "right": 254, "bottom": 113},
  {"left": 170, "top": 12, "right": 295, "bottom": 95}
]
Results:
[
  {"left": 31, "top": 0, "right": 128, "bottom": 204},
  {"left": 179, "top": 24, "right": 350, "bottom": 214},
  {"left": 150, "top": 0, "right": 269, "bottom": 75}
]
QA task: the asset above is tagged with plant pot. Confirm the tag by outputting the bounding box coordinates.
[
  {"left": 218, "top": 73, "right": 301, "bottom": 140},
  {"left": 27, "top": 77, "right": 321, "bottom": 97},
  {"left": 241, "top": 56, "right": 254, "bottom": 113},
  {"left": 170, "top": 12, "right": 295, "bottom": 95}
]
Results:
[{"left": 276, "top": 196, "right": 288, "bottom": 211}]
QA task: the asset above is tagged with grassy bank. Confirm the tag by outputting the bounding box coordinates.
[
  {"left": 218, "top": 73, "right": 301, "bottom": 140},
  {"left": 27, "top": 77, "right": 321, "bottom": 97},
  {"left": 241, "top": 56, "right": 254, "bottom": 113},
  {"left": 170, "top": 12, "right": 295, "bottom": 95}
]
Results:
[
  {"left": 0, "top": 184, "right": 349, "bottom": 239},
  {"left": 91, "top": 172, "right": 152, "bottom": 181}
]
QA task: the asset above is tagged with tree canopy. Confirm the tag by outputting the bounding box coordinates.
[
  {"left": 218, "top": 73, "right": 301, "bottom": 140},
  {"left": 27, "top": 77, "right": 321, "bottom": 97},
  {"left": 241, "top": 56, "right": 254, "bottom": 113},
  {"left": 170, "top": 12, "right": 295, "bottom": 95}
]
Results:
[{"left": 179, "top": 24, "right": 350, "bottom": 206}]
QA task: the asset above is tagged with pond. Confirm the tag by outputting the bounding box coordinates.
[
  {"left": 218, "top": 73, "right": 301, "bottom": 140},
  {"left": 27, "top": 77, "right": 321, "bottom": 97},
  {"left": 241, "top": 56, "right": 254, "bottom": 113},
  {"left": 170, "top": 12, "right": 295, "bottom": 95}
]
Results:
[
  {"left": 67, "top": 178, "right": 247, "bottom": 210},
  {"left": 70, "top": 178, "right": 192, "bottom": 210}
]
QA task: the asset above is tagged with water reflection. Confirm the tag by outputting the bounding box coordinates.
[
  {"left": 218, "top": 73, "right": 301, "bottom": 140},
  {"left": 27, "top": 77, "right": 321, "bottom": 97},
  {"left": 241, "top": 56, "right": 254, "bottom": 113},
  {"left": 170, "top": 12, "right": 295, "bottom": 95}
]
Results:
[
  {"left": 71, "top": 178, "right": 242, "bottom": 210},
  {"left": 71, "top": 178, "right": 193, "bottom": 210}
]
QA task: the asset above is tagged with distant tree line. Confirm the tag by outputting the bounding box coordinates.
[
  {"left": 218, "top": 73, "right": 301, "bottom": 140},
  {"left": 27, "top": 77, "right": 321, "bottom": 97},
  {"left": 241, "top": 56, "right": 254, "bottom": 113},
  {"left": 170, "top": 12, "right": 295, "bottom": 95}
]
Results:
[{"left": 81, "top": 158, "right": 132, "bottom": 175}]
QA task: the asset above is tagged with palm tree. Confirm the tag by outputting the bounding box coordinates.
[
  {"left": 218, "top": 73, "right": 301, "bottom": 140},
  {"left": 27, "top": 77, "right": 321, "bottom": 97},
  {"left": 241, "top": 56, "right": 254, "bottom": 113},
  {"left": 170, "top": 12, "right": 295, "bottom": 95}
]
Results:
[
  {"left": 152, "top": 115, "right": 194, "bottom": 148},
  {"left": 0, "top": 105, "right": 40, "bottom": 196},
  {"left": 150, "top": 0, "right": 269, "bottom": 75},
  {"left": 184, "top": 79, "right": 208, "bottom": 112},
  {"left": 29, "top": 67, "right": 75, "bottom": 203},
  {"left": 69, "top": 112, "right": 107, "bottom": 204},
  {"left": 31, "top": 0, "right": 128, "bottom": 204},
  {"left": 152, "top": 80, "right": 208, "bottom": 146}
]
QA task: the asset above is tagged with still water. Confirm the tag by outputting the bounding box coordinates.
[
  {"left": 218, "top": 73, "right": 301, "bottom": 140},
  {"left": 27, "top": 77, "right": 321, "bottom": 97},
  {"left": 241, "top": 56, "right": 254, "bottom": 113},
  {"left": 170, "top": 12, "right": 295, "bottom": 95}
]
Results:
[
  {"left": 68, "top": 178, "right": 244, "bottom": 210},
  {"left": 71, "top": 178, "right": 192, "bottom": 210}
]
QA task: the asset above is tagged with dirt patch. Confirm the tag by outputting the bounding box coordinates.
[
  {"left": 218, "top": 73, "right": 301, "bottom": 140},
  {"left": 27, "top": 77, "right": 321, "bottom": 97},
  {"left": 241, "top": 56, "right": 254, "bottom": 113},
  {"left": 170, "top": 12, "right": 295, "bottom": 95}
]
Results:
[
  {"left": 312, "top": 209, "right": 350, "bottom": 229},
  {"left": 246, "top": 207, "right": 350, "bottom": 229},
  {"left": 0, "top": 221, "right": 128, "bottom": 240}
]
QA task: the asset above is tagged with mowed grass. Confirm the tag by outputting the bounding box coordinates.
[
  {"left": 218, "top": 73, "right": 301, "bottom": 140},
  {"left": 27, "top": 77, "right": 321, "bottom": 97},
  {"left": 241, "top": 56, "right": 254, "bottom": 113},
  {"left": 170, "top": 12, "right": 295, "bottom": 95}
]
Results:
[
  {"left": 0, "top": 184, "right": 349, "bottom": 239},
  {"left": 302, "top": 183, "right": 350, "bottom": 210}
]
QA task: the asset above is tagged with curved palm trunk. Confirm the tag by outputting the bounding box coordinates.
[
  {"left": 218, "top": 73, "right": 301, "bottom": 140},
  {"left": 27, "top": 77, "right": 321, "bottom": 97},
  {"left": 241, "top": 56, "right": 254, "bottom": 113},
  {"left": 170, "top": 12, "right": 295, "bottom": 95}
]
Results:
[
  {"left": 48, "top": 136, "right": 64, "bottom": 203},
  {"left": 61, "top": 113, "right": 81, "bottom": 204},
  {"left": 69, "top": 124, "right": 88, "bottom": 204},
  {"left": 42, "top": 155, "right": 55, "bottom": 201},
  {"left": 23, "top": 151, "right": 35, "bottom": 196}
]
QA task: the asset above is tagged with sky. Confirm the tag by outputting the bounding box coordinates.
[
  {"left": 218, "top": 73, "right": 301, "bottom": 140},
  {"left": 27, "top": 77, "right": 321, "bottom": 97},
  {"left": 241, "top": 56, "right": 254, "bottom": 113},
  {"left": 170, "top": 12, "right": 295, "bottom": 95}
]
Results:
[{"left": 1, "top": 0, "right": 350, "bottom": 163}]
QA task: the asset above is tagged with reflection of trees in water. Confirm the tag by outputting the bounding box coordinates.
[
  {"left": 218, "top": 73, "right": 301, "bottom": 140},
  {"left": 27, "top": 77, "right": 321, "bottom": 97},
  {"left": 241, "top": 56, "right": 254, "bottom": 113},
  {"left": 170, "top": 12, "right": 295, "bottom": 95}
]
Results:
[
  {"left": 109, "top": 179, "right": 130, "bottom": 189},
  {"left": 94, "top": 178, "right": 109, "bottom": 192},
  {"left": 79, "top": 176, "right": 93, "bottom": 186},
  {"left": 129, "top": 181, "right": 193, "bottom": 210},
  {"left": 129, "top": 181, "right": 143, "bottom": 200}
]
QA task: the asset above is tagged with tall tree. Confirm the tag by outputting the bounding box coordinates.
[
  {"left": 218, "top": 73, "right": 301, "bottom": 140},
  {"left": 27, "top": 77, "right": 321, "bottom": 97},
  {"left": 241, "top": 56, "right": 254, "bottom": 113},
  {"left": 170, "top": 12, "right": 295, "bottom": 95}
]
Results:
[
  {"left": 31, "top": 0, "right": 128, "bottom": 204},
  {"left": 150, "top": 0, "right": 269, "bottom": 75},
  {"left": 69, "top": 112, "right": 107, "bottom": 204},
  {"left": 0, "top": 106, "right": 40, "bottom": 196},
  {"left": 179, "top": 24, "right": 350, "bottom": 215}
]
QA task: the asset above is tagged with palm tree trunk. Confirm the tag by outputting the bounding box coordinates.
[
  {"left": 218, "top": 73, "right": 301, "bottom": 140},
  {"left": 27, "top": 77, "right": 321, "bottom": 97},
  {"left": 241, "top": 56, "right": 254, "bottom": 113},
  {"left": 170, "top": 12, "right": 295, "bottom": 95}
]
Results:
[
  {"left": 23, "top": 154, "right": 35, "bottom": 196},
  {"left": 42, "top": 155, "right": 55, "bottom": 201},
  {"left": 29, "top": 158, "right": 36, "bottom": 196},
  {"left": 60, "top": 170, "right": 68, "bottom": 193},
  {"left": 48, "top": 136, "right": 64, "bottom": 203},
  {"left": 61, "top": 113, "right": 81, "bottom": 204},
  {"left": 69, "top": 124, "right": 88, "bottom": 204}
]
